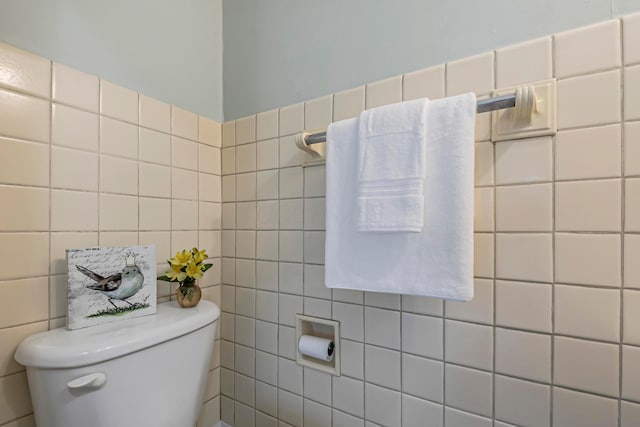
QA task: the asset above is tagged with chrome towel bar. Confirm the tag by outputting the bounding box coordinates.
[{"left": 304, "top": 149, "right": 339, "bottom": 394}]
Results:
[{"left": 302, "top": 94, "right": 516, "bottom": 145}]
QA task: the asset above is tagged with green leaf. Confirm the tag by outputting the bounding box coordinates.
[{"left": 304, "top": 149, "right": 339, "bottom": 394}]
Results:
[{"left": 157, "top": 275, "right": 173, "bottom": 282}]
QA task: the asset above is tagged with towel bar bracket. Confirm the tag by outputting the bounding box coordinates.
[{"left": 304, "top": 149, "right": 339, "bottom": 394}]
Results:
[{"left": 491, "top": 80, "right": 556, "bottom": 141}]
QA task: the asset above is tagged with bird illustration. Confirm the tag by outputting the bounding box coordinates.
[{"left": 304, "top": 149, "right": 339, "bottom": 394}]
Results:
[{"left": 76, "top": 255, "right": 145, "bottom": 308}]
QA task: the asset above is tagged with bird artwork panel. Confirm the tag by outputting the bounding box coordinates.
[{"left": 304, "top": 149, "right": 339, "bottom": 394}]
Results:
[{"left": 66, "top": 245, "right": 157, "bottom": 330}]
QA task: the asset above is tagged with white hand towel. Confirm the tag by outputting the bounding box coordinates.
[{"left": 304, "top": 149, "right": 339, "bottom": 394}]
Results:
[
  {"left": 325, "top": 93, "right": 476, "bottom": 300},
  {"left": 357, "top": 98, "right": 429, "bottom": 232}
]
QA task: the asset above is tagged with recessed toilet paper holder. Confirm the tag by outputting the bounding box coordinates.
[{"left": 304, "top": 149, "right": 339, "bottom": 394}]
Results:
[{"left": 295, "top": 314, "right": 341, "bottom": 376}]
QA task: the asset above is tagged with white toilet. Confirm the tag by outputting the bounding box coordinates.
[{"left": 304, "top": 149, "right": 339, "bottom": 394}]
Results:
[{"left": 15, "top": 300, "right": 220, "bottom": 427}]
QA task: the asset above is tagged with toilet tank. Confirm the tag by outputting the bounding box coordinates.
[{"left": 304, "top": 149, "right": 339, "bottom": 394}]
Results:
[{"left": 15, "top": 300, "right": 220, "bottom": 427}]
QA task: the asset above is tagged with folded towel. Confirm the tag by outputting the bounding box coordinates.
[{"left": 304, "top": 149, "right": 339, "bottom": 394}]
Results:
[
  {"left": 325, "top": 93, "right": 476, "bottom": 300},
  {"left": 357, "top": 98, "right": 429, "bottom": 232}
]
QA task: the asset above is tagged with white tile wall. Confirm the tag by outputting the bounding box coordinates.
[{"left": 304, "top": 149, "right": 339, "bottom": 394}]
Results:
[
  {"left": 0, "top": 43, "right": 221, "bottom": 427},
  {"left": 218, "top": 12, "right": 640, "bottom": 427}
]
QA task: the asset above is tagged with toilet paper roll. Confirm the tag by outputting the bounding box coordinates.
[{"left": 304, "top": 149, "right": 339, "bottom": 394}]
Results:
[{"left": 298, "top": 335, "right": 335, "bottom": 362}]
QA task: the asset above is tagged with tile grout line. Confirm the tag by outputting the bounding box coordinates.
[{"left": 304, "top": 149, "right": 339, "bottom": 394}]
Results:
[
  {"left": 136, "top": 93, "right": 140, "bottom": 250},
  {"left": 47, "top": 60, "right": 53, "bottom": 329},
  {"left": 491, "top": 45, "right": 498, "bottom": 425},
  {"left": 168, "top": 107, "right": 174, "bottom": 300},
  {"left": 227, "top": 138, "right": 236, "bottom": 423},
  {"left": 398, "top": 75, "right": 405, "bottom": 427},
  {"left": 300, "top": 104, "right": 307, "bottom": 426},
  {"left": 271, "top": 115, "right": 280, "bottom": 423},
  {"left": 251, "top": 120, "right": 259, "bottom": 424},
  {"left": 618, "top": 17, "right": 626, "bottom": 427},
  {"left": 328, "top": 92, "right": 339, "bottom": 426},
  {"left": 550, "top": 30, "right": 557, "bottom": 427},
  {"left": 360, "top": 82, "right": 369, "bottom": 427},
  {"left": 97, "top": 81, "right": 103, "bottom": 261},
  {"left": 442, "top": 61, "right": 449, "bottom": 426}
]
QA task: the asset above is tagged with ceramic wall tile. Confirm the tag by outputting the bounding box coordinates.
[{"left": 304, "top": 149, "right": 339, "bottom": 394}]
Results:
[
  {"left": 333, "top": 86, "right": 365, "bottom": 121},
  {"left": 100, "top": 155, "right": 138, "bottom": 195},
  {"left": 171, "top": 105, "right": 198, "bottom": 140},
  {"left": 305, "top": 95, "right": 333, "bottom": 130},
  {"left": 556, "top": 125, "right": 621, "bottom": 180},
  {"left": 0, "top": 89, "right": 49, "bottom": 143},
  {"left": 0, "top": 137, "right": 49, "bottom": 187},
  {"left": 402, "top": 353, "right": 443, "bottom": 403},
  {"left": 236, "top": 115, "right": 256, "bottom": 145},
  {"left": 495, "top": 280, "right": 552, "bottom": 332},
  {"left": 555, "top": 20, "right": 621, "bottom": 78},
  {"left": 626, "top": 236, "right": 640, "bottom": 288},
  {"left": 555, "top": 233, "right": 621, "bottom": 287},
  {"left": 279, "top": 103, "right": 304, "bottom": 136},
  {"left": 364, "top": 383, "right": 401, "bottom": 426},
  {"left": 139, "top": 95, "right": 170, "bottom": 133},
  {"left": 622, "top": 400, "right": 640, "bottom": 427},
  {"left": 199, "top": 116, "right": 221, "bottom": 147},
  {"left": 0, "top": 42, "right": 51, "bottom": 98},
  {"left": 555, "top": 285, "right": 620, "bottom": 342},
  {"left": 494, "top": 376, "right": 551, "bottom": 427},
  {"left": 139, "top": 128, "right": 170, "bottom": 165},
  {"left": 256, "top": 109, "right": 279, "bottom": 141},
  {"left": 222, "top": 121, "right": 236, "bottom": 147},
  {"left": 496, "top": 37, "right": 552, "bottom": 88},
  {"left": 366, "top": 76, "right": 402, "bottom": 109},
  {"left": 626, "top": 65, "right": 640, "bottom": 120},
  {"left": 100, "top": 116, "right": 138, "bottom": 159},
  {"left": 495, "top": 328, "right": 551, "bottom": 382},
  {"left": 446, "top": 52, "right": 494, "bottom": 96},
  {"left": 100, "top": 80, "right": 138, "bottom": 124},
  {"left": 444, "top": 320, "right": 493, "bottom": 370},
  {"left": 554, "top": 337, "right": 619, "bottom": 397},
  {"left": 365, "top": 307, "right": 401, "bottom": 350},
  {"left": 555, "top": 179, "right": 621, "bottom": 232},
  {"left": 53, "top": 63, "right": 98, "bottom": 111},
  {"left": 99, "top": 193, "right": 138, "bottom": 230},
  {"left": 624, "top": 12, "right": 640, "bottom": 65},
  {"left": 495, "top": 137, "right": 552, "bottom": 185},
  {"left": 496, "top": 183, "right": 552, "bottom": 232},
  {"left": 403, "top": 395, "right": 443, "bottom": 427},
  {"left": 445, "top": 364, "right": 493, "bottom": 417},
  {"left": 622, "top": 345, "right": 640, "bottom": 401},
  {"left": 0, "top": 185, "right": 48, "bottom": 232},
  {"left": 496, "top": 233, "right": 553, "bottom": 283},
  {"left": 51, "top": 190, "right": 98, "bottom": 232},
  {"left": 51, "top": 146, "right": 98, "bottom": 191},
  {"left": 557, "top": 70, "right": 620, "bottom": 129},
  {"left": 403, "top": 65, "right": 445, "bottom": 101}
]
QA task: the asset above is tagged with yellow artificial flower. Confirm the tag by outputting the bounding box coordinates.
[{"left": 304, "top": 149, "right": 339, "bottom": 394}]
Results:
[
  {"left": 186, "top": 260, "right": 204, "bottom": 279},
  {"left": 169, "top": 249, "right": 191, "bottom": 267},
  {"left": 165, "top": 263, "right": 187, "bottom": 282},
  {"left": 192, "top": 247, "right": 207, "bottom": 264},
  {"left": 158, "top": 247, "right": 212, "bottom": 284}
]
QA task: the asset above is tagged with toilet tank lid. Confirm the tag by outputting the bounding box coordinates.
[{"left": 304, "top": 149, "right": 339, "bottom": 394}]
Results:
[{"left": 15, "top": 300, "right": 220, "bottom": 369}]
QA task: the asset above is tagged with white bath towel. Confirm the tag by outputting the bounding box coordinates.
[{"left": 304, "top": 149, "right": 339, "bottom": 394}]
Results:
[
  {"left": 325, "top": 93, "right": 476, "bottom": 300},
  {"left": 357, "top": 98, "right": 429, "bottom": 232}
]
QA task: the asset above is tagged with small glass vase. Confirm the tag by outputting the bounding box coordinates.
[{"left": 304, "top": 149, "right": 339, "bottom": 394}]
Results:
[{"left": 176, "top": 282, "right": 202, "bottom": 308}]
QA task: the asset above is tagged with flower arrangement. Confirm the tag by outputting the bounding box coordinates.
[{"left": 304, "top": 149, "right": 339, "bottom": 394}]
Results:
[{"left": 158, "top": 248, "right": 213, "bottom": 307}]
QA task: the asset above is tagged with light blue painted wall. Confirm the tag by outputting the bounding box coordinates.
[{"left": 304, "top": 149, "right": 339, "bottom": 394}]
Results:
[
  {"left": 0, "top": 0, "right": 224, "bottom": 121},
  {"left": 222, "top": 0, "right": 640, "bottom": 120}
]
